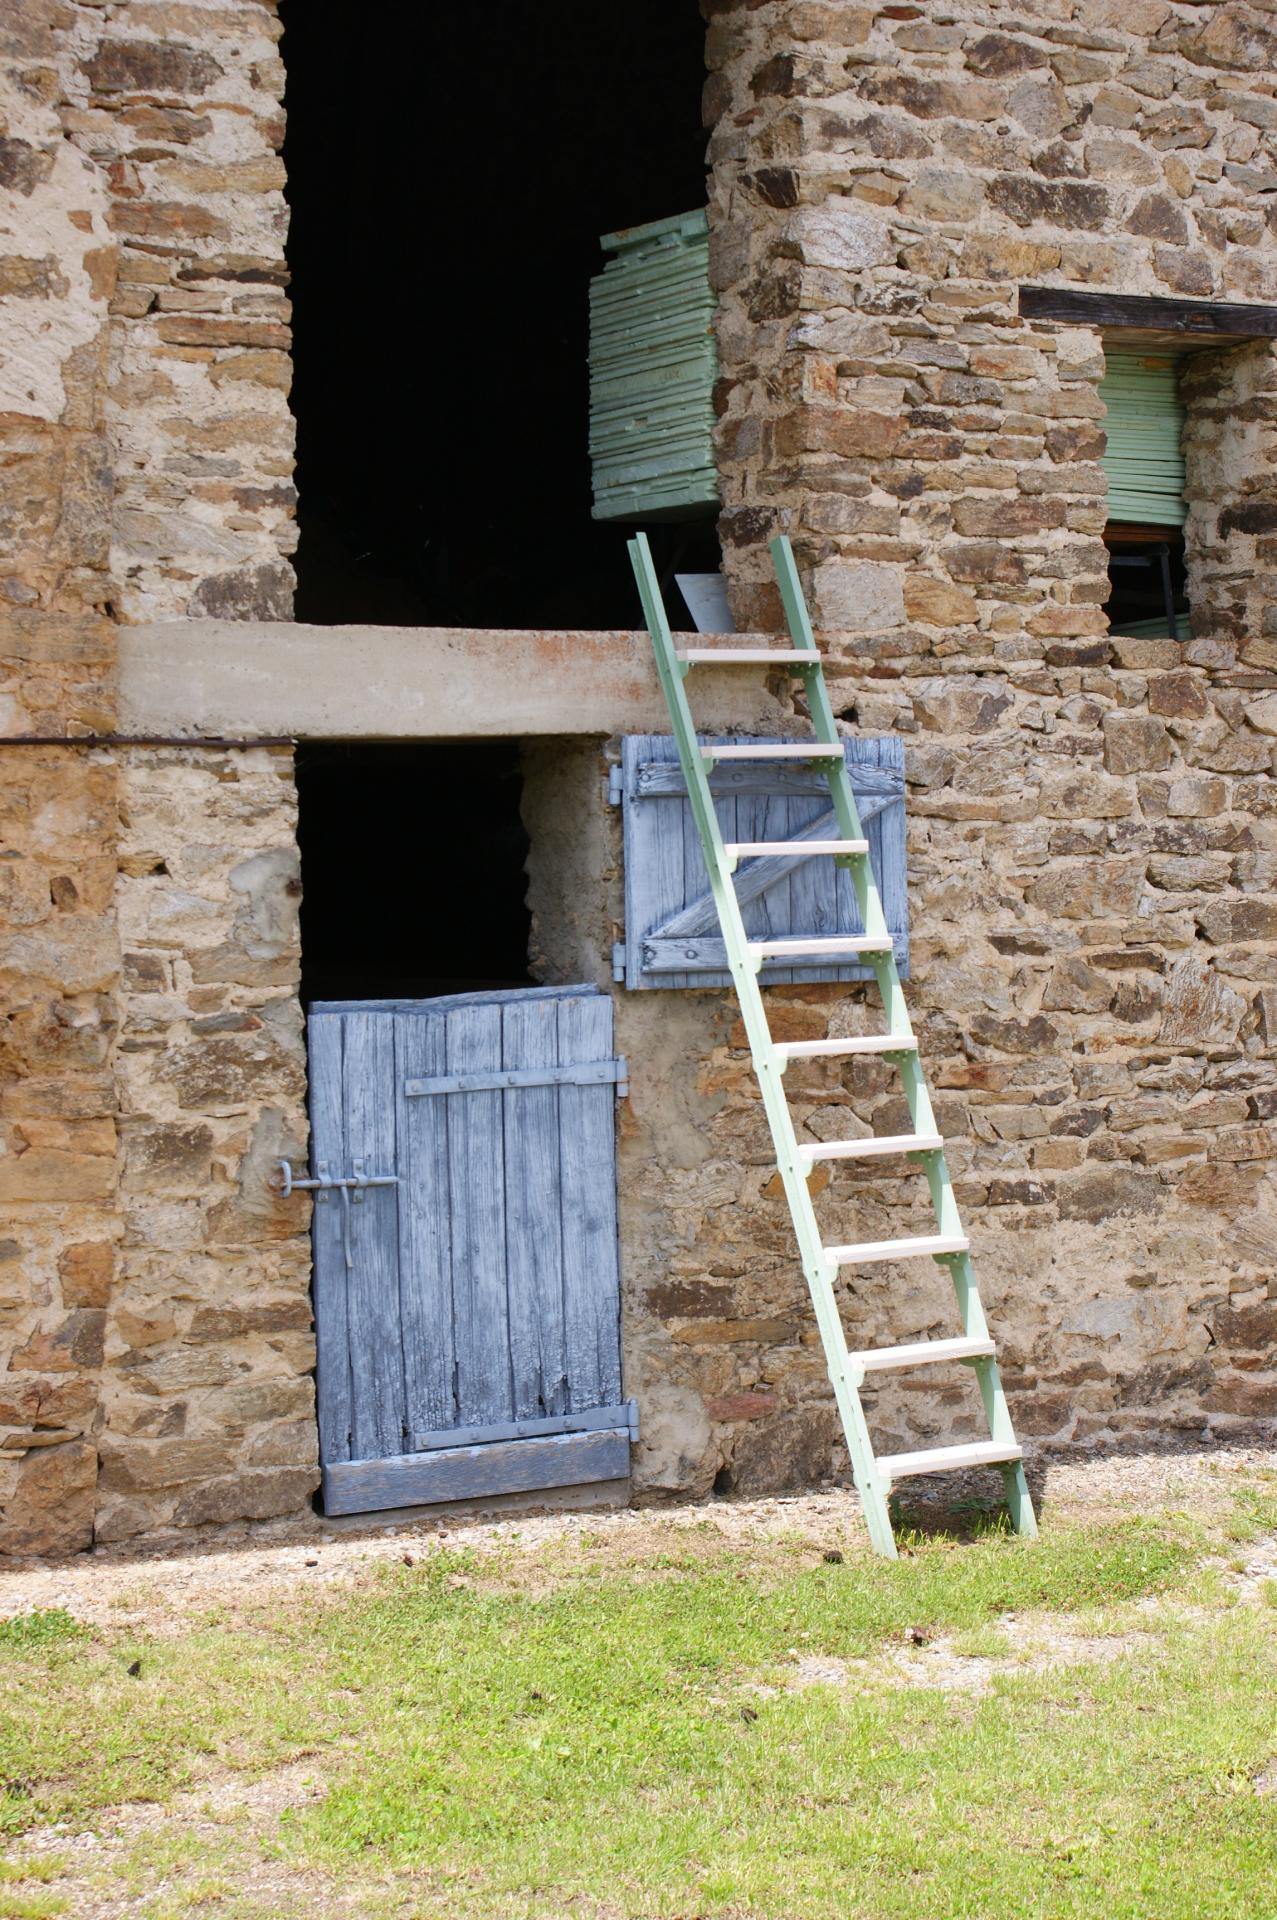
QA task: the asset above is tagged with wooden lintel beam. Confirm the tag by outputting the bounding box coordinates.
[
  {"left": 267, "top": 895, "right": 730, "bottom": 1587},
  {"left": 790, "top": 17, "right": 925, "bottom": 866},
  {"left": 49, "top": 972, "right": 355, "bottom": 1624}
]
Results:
[{"left": 1018, "top": 285, "right": 1277, "bottom": 339}]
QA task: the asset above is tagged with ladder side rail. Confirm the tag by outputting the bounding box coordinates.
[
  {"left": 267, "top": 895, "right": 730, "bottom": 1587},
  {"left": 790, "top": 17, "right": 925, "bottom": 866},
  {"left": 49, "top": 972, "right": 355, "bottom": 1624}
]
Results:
[
  {"left": 628, "top": 534, "right": 898, "bottom": 1557},
  {"left": 770, "top": 535, "right": 1036, "bottom": 1543}
]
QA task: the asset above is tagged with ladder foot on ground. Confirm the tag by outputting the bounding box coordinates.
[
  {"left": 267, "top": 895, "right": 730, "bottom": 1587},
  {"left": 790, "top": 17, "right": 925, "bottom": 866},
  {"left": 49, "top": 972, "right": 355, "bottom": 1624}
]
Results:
[{"left": 630, "top": 529, "right": 1037, "bottom": 1560}]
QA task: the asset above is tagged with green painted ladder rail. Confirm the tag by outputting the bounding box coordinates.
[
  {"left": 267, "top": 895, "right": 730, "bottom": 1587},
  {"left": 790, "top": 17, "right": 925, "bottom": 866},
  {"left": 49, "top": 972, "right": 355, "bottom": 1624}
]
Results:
[{"left": 628, "top": 531, "right": 1037, "bottom": 1559}]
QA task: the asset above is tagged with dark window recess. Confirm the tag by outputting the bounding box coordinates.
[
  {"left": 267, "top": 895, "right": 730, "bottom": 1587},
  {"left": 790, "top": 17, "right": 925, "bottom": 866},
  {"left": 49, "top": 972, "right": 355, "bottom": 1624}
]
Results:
[
  {"left": 296, "top": 742, "right": 532, "bottom": 1007},
  {"left": 282, "top": 1, "right": 713, "bottom": 629},
  {"left": 1103, "top": 529, "right": 1189, "bottom": 642}
]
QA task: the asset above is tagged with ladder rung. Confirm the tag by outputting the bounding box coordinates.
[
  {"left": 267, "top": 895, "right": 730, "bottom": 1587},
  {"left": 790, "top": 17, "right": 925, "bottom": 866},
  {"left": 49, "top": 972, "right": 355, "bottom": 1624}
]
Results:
[
  {"left": 847, "top": 1335, "right": 995, "bottom": 1375},
  {"left": 825, "top": 1233, "right": 969, "bottom": 1266},
  {"left": 797, "top": 1132, "right": 943, "bottom": 1165},
  {"left": 677, "top": 648, "right": 816, "bottom": 665},
  {"left": 748, "top": 936, "right": 894, "bottom": 959},
  {"left": 705, "top": 742, "right": 840, "bottom": 761},
  {"left": 724, "top": 839, "right": 868, "bottom": 858},
  {"left": 775, "top": 1035, "right": 918, "bottom": 1062},
  {"left": 876, "top": 1440, "right": 1022, "bottom": 1481}
]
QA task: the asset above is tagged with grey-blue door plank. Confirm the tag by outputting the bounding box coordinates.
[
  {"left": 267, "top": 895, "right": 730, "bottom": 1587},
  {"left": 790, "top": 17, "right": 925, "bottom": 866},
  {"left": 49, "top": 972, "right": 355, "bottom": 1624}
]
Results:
[
  {"left": 395, "top": 1009, "right": 456, "bottom": 1438},
  {"left": 322, "top": 1427, "right": 631, "bottom": 1516},
  {"left": 659, "top": 743, "right": 694, "bottom": 993},
  {"left": 558, "top": 993, "right": 624, "bottom": 1410},
  {"left": 446, "top": 1001, "right": 513, "bottom": 1426},
  {"left": 501, "top": 994, "right": 568, "bottom": 1421},
  {"left": 308, "top": 1012, "right": 351, "bottom": 1465},
  {"left": 343, "top": 1011, "right": 406, "bottom": 1461}
]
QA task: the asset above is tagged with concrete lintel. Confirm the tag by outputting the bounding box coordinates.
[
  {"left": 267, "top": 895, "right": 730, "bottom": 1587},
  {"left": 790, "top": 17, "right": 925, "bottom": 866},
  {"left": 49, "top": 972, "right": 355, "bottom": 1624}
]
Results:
[{"left": 119, "top": 621, "right": 793, "bottom": 740}]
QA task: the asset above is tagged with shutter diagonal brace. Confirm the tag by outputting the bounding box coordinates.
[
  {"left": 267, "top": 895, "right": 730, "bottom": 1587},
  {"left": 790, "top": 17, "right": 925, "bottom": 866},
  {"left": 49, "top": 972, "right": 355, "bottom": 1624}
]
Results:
[{"left": 649, "top": 789, "right": 897, "bottom": 940}]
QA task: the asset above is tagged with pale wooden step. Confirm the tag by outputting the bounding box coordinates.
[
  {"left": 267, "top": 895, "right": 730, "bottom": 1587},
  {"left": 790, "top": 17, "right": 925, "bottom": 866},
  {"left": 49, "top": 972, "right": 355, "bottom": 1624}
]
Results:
[
  {"left": 677, "top": 648, "right": 815, "bottom": 665},
  {"left": 724, "top": 838, "right": 868, "bottom": 858},
  {"left": 748, "top": 935, "right": 894, "bottom": 960},
  {"left": 704, "top": 742, "right": 840, "bottom": 761},
  {"left": 797, "top": 1132, "right": 943, "bottom": 1165},
  {"left": 847, "top": 1335, "right": 995, "bottom": 1375},
  {"left": 876, "top": 1439, "right": 1022, "bottom": 1481},
  {"left": 775, "top": 1035, "right": 918, "bottom": 1062},
  {"left": 824, "top": 1232, "right": 969, "bottom": 1266}
]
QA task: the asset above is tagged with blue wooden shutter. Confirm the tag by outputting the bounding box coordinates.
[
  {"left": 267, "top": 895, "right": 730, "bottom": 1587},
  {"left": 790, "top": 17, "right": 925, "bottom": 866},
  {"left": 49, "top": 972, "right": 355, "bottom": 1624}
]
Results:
[
  {"left": 619, "top": 735, "right": 908, "bottom": 990},
  {"left": 309, "top": 985, "right": 632, "bottom": 1517}
]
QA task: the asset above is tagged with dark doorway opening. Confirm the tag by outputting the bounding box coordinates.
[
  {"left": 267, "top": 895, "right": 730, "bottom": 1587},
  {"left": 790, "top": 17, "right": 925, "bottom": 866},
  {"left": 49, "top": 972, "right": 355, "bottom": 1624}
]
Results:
[
  {"left": 296, "top": 742, "right": 533, "bottom": 1007},
  {"left": 282, "top": 3, "right": 714, "bottom": 630}
]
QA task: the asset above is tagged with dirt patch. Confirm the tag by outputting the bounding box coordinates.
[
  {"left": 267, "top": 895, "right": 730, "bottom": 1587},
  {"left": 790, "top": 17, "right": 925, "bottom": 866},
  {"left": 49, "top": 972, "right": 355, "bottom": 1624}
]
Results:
[
  {"left": 754, "top": 1526, "right": 1277, "bottom": 1703},
  {"left": 16, "top": 1762, "right": 357, "bottom": 1920},
  {"left": 747, "top": 1614, "right": 1165, "bottom": 1703},
  {"left": 1225, "top": 1534, "right": 1277, "bottom": 1603}
]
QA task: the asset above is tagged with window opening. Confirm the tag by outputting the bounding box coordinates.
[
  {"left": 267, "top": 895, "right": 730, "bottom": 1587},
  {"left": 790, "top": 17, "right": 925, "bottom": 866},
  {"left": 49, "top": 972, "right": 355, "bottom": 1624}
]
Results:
[
  {"left": 282, "top": 2, "right": 713, "bottom": 630},
  {"left": 295, "top": 742, "right": 532, "bottom": 1007},
  {"left": 1100, "top": 349, "right": 1191, "bottom": 641}
]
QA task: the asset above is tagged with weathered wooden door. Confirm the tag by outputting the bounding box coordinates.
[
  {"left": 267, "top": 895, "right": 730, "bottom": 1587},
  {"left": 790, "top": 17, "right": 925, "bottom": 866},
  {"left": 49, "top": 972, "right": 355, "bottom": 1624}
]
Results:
[{"left": 307, "top": 985, "right": 632, "bottom": 1516}]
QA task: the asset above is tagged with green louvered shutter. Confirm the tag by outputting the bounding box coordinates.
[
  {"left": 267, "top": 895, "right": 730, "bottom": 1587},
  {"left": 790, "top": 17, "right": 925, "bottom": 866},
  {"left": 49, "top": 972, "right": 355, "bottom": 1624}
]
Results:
[
  {"left": 1099, "top": 351, "right": 1186, "bottom": 526},
  {"left": 588, "top": 210, "right": 719, "bottom": 523}
]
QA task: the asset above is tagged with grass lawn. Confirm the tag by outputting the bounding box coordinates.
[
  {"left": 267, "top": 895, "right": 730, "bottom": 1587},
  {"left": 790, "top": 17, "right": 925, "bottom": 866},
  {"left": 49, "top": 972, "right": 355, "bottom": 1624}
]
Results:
[{"left": 0, "top": 1466, "right": 1275, "bottom": 1918}]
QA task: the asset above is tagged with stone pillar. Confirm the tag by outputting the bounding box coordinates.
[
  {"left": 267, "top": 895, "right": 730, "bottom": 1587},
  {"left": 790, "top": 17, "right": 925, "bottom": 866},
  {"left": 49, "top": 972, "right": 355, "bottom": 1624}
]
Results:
[
  {"left": 676, "top": 1, "right": 1277, "bottom": 1475},
  {"left": 63, "top": 0, "right": 296, "bottom": 621},
  {"left": 1181, "top": 340, "right": 1277, "bottom": 670},
  {"left": 2, "top": 0, "right": 299, "bottom": 1554},
  {"left": 0, "top": 2, "right": 120, "bottom": 1552},
  {"left": 99, "top": 745, "right": 315, "bottom": 1543}
]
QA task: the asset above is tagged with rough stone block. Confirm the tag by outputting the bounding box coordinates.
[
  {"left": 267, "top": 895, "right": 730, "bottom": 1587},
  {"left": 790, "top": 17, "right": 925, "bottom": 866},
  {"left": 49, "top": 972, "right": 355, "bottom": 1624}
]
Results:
[
  {"left": 57, "top": 1240, "right": 113, "bottom": 1308},
  {"left": 785, "top": 202, "right": 895, "bottom": 270},
  {"left": 810, "top": 560, "right": 904, "bottom": 632},
  {"left": 1102, "top": 711, "right": 1174, "bottom": 776},
  {"left": 0, "top": 1439, "right": 96, "bottom": 1555}
]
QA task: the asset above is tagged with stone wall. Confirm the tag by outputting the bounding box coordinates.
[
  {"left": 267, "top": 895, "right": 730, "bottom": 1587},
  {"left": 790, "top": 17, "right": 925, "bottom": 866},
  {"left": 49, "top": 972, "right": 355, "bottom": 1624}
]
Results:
[
  {"left": 6, "top": 0, "right": 1277, "bottom": 1550},
  {"left": 1, "top": 0, "right": 298, "bottom": 1555},
  {"left": 0, "top": 1, "right": 121, "bottom": 1551},
  {"left": 631, "top": 0, "right": 1277, "bottom": 1494}
]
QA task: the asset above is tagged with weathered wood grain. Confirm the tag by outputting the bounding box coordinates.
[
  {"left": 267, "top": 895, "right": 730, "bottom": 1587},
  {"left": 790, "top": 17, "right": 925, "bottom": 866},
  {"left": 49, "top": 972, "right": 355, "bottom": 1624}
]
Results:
[
  {"left": 502, "top": 994, "right": 568, "bottom": 1422},
  {"left": 309, "top": 1013, "right": 351, "bottom": 1465},
  {"left": 322, "top": 1427, "right": 632, "bottom": 1515},
  {"left": 343, "top": 1012, "right": 406, "bottom": 1461},
  {"left": 446, "top": 1002, "right": 512, "bottom": 1427},
  {"left": 395, "top": 1009, "right": 455, "bottom": 1438},
  {"left": 558, "top": 994, "right": 624, "bottom": 1411}
]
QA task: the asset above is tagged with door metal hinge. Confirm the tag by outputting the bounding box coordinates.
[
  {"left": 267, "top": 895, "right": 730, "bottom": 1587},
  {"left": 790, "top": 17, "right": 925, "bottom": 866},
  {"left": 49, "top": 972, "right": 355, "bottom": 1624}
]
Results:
[
  {"left": 607, "top": 764, "right": 624, "bottom": 807},
  {"left": 611, "top": 941, "right": 626, "bottom": 982}
]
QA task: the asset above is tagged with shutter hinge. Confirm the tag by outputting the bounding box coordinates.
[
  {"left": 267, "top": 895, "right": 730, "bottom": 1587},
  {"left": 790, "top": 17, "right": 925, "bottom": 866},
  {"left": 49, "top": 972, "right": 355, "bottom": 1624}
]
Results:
[
  {"left": 607, "top": 764, "right": 624, "bottom": 807},
  {"left": 614, "top": 1055, "right": 629, "bottom": 1101},
  {"left": 611, "top": 941, "right": 626, "bottom": 983}
]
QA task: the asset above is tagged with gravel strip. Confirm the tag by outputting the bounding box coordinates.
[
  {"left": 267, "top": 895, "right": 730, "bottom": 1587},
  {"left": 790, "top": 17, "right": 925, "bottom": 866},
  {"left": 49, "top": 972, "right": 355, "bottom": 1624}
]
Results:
[{"left": 0, "top": 1437, "right": 1272, "bottom": 1635}]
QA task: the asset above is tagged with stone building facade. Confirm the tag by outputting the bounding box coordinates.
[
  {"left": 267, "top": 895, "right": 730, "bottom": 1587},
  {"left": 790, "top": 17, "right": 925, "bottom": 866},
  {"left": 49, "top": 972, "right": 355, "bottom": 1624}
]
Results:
[{"left": 1, "top": 0, "right": 1274, "bottom": 1554}]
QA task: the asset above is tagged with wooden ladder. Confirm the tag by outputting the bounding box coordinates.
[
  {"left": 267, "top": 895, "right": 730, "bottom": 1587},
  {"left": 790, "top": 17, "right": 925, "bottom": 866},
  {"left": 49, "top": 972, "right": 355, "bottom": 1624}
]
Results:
[{"left": 628, "top": 532, "right": 1036, "bottom": 1558}]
